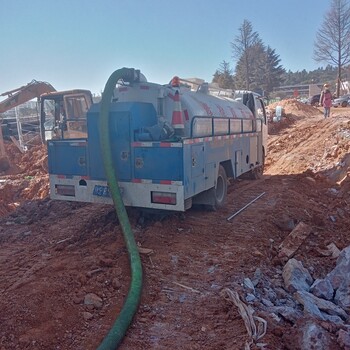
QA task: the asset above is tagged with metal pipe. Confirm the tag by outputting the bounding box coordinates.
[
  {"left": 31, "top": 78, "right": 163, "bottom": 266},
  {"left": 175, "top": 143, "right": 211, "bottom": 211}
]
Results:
[{"left": 227, "top": 192, "right": 266, "bottom": 221}]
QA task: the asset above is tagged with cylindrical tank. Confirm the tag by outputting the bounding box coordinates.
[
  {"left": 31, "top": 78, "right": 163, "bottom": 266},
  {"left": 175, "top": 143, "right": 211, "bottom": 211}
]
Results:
[
  {"left": 164, "top": 87, "right": 254, "bottom": 137},
  {"left": 112, "top": 73, "right": 256, "bottom": 139}
]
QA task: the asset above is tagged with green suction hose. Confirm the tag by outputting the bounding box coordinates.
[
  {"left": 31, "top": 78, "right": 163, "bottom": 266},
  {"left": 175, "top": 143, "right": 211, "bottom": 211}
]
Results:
[{"left": 97, "top": 68, "right": 143, "bottom": 350}]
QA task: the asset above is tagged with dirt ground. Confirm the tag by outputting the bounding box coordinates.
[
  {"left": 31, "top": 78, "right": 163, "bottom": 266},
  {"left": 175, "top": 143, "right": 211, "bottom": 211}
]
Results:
[{"left": 0, "top": 101, "right": 350, "bottom": 349}]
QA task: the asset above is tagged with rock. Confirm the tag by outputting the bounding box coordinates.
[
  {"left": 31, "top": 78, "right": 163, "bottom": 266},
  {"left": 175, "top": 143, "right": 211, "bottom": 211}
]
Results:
[
  {"left": 84, "top": 293, "right": 103, "bottom": 309},
  {"left": 278, "top": 222, "right": 312, "bottom": 260},
  {"left": 326, "top": 153, "right": 350, "bottom": 184},
  {"left": 329, "top": 215, "right": 336, "bottom": 223},
  {"left": 269, "top": 312, "right": 281, "bottom": 323},
  {"left": 294, "top": 291, "right": 325, "bottom": 320},
  {"left": 85, "top": 304, "right": 94, "bottom": 311},
  {"left": 335, "top": 245, "right": 350, "bottom": 269},
  {"left": 283, "top": 258, "right": 313, "bottom": 293},
  {"left": 270, "top": 305, "right": 303, "bottom": 324},
  {"left": 252, "top": 268, "right": 263, "bottom": 287},
  {"left": 82, "top": 312, "right": 93, "bottom": 321},
  {"left": 305, "top": 177, "right": 316, "bottom": 184},
  {"left": 245, "top": 293, "right": 256, "bottom": 302},
  {"left": 334, "top": 282, "right": 350, "bottom": 312},
  {"left": 112, "top": 278, "right": 122, "bottom": 290},
  {"left": 300, "top": 321, "right": 332, "bottom": 350},
  {"left": 294, "top": 290, "right": 348, "bottom": 322},
  {"left": 274, "top": 215, "right": 296, "bottom": 232},
  {"left": 261, "top": 298, "right": 274, "bottom": 307},
  {"left": 252, "top": 249, "right": 264, "bottom": 257},
  {"left": 138, "top": 247, "right": 154, "bottom": 255},
  {"left": 328, "top": 188, "right": 339, "bottom": 196},
  {"left": 275, "top": 287, "right": 289, "bottom": 300},
  {"left": 243, "top": 278, "right": 255, "bottom": 292},
  {"left": 310, "top": 279, "right": 334, "bottom": 301},
  {"left": 321, "top": 314, "right": 344, "bottom": 324},
  {"left": 325, "top": 246, "right": 350, "bottom": 311}
]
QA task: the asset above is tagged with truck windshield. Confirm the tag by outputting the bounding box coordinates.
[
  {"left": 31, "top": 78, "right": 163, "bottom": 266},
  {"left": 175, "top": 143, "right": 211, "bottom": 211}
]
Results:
[{"left": 41, "top": 94, "right": 90, "bottom": 141}]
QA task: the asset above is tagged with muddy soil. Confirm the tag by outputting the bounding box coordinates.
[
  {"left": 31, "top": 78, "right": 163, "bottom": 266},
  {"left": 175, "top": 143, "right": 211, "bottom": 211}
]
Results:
[{"left": 0, "top": 101, "right": 349, "bottom": 349}]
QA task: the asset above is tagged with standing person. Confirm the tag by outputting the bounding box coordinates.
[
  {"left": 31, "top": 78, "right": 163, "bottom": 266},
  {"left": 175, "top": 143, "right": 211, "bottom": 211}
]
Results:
[{"left": 319, "top": 83, "right": 332, "bottom": 118}]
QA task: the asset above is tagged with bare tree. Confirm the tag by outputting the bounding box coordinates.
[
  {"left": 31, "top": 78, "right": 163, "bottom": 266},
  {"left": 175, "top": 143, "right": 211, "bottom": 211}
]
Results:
[
  {"left": 231, "top": 20, "right": 262, "bottom": 90},
  {"left": 314, "top": 0, "right": 350, "bottom": 96}
]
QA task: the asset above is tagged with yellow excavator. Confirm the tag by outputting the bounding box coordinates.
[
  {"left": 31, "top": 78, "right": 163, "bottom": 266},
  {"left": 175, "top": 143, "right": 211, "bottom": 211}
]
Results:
[
  {"left": 0, "top": 80, "right": 93, "bottom": 172},
  {"left": 0, "top": 80, "right": 56, "bottom": 171}
]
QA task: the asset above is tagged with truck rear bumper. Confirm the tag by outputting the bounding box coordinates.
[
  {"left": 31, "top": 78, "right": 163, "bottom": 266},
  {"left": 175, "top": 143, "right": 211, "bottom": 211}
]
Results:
[{"left": 49, "top": 175, "right": 186, "bottom": 211}]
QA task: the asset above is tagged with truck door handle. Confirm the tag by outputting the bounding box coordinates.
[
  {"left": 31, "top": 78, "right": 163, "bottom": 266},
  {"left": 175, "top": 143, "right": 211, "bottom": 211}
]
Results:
[{"left": 78, "top": 157, "right": 86, "bottom": 166}]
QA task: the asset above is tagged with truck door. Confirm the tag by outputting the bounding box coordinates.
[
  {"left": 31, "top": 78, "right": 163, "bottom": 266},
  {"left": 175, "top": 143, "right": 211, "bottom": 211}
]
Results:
[{"left": 255, "top": 97, "right": 268, "bottom": 159}]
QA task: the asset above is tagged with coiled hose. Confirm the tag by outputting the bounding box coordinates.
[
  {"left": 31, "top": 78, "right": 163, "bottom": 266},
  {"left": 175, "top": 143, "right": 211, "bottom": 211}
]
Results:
[{"left": 97, "top": 68, "right": 143, "bottom": 350}]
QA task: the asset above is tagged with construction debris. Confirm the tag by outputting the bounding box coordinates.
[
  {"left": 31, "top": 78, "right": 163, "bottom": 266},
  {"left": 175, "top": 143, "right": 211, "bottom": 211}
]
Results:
[
  {"left": 221, "top": 288, "right": 267, "bottom": 349},
  {"left": 278, "top": 222, "right": 312, "bottom": 261}
]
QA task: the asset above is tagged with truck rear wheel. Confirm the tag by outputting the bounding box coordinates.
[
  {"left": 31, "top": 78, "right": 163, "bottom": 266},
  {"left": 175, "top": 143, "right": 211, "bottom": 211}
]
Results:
[{"left": 208, "top": 165, "right": 228, "bottom": 211}]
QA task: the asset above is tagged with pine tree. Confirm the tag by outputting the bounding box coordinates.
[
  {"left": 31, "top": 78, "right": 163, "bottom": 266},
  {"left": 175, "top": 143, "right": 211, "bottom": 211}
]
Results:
[
  {"left": 212, "top": 61, "right": 234, "bottom": 89},
  {"left": 260, "top": 46, "right": 285, "bottom": 95}
]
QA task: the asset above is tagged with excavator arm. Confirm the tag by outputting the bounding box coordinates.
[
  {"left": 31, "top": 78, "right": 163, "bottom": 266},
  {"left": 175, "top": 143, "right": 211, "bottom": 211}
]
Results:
[
  {"left": 0, "top": 80, "right": 56, "bottom": 170},
  {"left": 0, "top": 79, "right": 56, "bottom": 114}
]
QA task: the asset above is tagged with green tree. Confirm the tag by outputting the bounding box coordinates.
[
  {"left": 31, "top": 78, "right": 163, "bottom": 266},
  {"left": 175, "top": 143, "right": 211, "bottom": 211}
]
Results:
[
  {"left": 281, "top": 66, "right": 339, "bottom": 87},
  {"left": 314, "top": 0, "right": 350, "bottom": 96},
  {"left": 248, "top": 41, "right": 267, "bottom": 92},
  {"left": 260, "top": 46, "right": 285, "bottom": 95},
  {"left": 212, "top": 61, "right": 234, "bottom": 89},
  {"left": 231, "top": 20, "right": 284, "bottom": 95}
]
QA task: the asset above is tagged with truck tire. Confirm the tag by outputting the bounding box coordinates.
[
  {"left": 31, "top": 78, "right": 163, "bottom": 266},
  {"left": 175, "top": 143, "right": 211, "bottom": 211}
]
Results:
[
  {"left": 253, "top": 149, "right": 265, "bottom": 179},
  {"left": 244, "top": 148, "right": 265, "bottom": 180},
  {"left": 208, "top": 165, "right": 228, "bottom": 211}
]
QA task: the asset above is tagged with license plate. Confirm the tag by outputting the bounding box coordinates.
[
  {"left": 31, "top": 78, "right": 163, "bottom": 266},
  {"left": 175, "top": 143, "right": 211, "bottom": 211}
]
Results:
[{"left": 93, "top": 185, "right": 111, "bottom": 198}]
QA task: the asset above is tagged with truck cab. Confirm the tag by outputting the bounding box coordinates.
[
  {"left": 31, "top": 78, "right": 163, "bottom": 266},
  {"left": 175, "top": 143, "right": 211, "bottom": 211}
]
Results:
[
  {"left": 40, "top": 89, "right": 93, "bottom": 142},
  {"left": 233, "top": 90, "right": 268, "bottom": 163}
]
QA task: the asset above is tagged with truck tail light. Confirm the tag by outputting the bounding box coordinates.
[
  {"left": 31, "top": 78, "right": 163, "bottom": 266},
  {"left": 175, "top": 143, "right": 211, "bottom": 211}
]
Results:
[
  {"left": 151, "top": 191, "right": 176, "bottom": 205},
  {"left": 55, "top": 184, "right": 75, "bottom": 197}
]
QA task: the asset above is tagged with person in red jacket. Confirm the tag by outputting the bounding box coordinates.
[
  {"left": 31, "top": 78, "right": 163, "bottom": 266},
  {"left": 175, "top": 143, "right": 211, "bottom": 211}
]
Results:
[{"left": 319, "top": 83, "right": 332, "bottom": 118}]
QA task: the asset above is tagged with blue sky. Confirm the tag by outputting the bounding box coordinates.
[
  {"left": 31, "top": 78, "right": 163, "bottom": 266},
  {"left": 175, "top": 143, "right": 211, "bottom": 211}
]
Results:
[{"left": 0, "top": 0, "right": 331, "bottom": 96}]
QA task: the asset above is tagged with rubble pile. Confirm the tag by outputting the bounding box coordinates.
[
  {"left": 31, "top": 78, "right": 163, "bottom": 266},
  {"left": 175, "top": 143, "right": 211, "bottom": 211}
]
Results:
[
  {"left": 236, "top": 245, "right": 350, "bottom": 349},
  {"left": 0, "top": 142, "right": 48, "bottom": 217},
  {"left": 267, "top": 99, "right": 323, "bottom": 134},
  {"left": 268, "top": 99, "right": 322, "bottom": 119}
]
